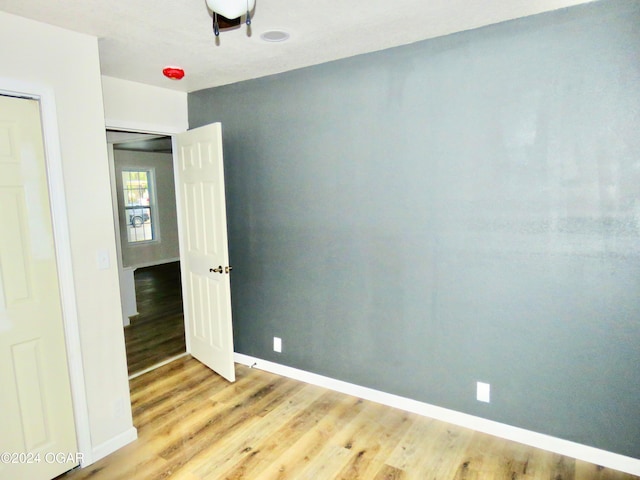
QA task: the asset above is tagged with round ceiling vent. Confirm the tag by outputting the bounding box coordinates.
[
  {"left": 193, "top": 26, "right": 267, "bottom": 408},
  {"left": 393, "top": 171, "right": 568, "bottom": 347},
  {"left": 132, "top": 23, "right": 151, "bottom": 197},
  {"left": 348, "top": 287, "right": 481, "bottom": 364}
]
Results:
[{"left": 260, "top": 30, "right": 290, "bottom": 42}]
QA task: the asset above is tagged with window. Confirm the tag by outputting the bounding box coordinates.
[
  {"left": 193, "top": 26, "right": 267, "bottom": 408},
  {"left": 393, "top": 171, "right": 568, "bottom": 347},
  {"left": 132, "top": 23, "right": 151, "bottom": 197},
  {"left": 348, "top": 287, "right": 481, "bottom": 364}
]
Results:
[{"left": 122, "top": 169, "right": 156, "bottom": 243}]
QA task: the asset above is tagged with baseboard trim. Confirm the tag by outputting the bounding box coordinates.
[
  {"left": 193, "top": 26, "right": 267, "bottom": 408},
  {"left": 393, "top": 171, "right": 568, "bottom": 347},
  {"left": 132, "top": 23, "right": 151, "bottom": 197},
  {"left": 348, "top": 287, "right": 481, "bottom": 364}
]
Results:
[
  {"left": 90, "top": 427, "right": 138, "bottom": 465},
  {"left": 127, "top": 257, "right": 181, "bottom": 270},
  {"left": 234, "top": 353, "right": 640, "bottom": 477}
]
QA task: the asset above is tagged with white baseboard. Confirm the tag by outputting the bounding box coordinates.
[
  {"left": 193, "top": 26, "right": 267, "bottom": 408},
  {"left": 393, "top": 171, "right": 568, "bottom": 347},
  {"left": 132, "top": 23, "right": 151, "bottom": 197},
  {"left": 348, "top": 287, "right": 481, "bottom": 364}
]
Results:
[
  {"left": 127, "top": 257, "right": 181, "bottom": 270},
  {"left": 234, "top": 353, "right": 640, "bottom": 477},
  {"left": 89, "top": 427, "right": 138, "bottom": 465}
]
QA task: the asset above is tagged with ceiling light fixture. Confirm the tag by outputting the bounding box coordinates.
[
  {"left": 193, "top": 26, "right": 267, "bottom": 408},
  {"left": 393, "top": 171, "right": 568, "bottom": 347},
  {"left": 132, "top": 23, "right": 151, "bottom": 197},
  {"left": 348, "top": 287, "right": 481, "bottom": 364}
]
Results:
[{"left": 206, "top": 0, "right": 256, "bottom": 37}]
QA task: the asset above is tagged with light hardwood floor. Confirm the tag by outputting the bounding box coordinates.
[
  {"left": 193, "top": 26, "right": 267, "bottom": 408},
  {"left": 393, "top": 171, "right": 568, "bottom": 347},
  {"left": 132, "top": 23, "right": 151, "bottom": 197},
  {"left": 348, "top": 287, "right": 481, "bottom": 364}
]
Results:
[{"left": 57, "top": 356, "right": 637, "bottom": 480}]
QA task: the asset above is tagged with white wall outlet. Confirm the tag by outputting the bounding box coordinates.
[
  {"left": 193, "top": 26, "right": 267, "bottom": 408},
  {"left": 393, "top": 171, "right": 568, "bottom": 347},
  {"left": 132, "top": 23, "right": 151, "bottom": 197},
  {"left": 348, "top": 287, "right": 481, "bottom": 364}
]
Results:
[
  {"left": 273, "top": 336, "right": 282, "bottom": 353},
  {"left": 477, "top": 381, "right": 491, "bottom": 403}
]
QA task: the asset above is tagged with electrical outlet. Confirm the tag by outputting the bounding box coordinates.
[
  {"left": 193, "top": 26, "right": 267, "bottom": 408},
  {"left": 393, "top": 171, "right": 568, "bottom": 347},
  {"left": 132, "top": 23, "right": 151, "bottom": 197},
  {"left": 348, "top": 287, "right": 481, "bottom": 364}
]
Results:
[
  {"left": 477, "top": 382, "right": 491, "bottom": 403},
  {"left": 273, "top": 337, "right": 282, "bottom": 353}
]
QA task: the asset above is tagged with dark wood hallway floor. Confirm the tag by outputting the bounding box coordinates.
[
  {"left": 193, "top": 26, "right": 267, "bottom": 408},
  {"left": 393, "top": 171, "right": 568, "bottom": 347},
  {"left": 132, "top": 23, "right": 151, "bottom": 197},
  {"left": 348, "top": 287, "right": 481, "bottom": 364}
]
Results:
[{"left": 124, "top": 261, "right": 186, "bottom": 375}]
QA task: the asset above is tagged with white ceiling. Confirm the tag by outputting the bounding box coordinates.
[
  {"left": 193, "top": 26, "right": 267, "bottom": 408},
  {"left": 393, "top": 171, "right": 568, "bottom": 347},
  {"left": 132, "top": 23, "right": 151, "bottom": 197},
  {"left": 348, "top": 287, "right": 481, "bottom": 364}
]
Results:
[{"left": 0, "top": 0, "right": 594, "bottom": 93}]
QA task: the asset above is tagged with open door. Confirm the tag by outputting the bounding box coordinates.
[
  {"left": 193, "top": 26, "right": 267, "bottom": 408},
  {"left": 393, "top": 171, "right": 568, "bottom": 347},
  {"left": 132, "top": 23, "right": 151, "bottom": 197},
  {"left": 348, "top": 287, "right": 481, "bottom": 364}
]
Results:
[{"left": 174, "top": 123, "right": 235, "bottom": 382}]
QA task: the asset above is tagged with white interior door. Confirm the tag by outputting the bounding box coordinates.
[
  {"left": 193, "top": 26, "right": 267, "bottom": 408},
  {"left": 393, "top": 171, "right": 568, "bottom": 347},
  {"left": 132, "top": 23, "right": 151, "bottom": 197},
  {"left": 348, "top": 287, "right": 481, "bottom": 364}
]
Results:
[
  {"left": 175, "top": 123, "right": 235, "bottom": 382},
  {"left": 0, "top": 95, "right": 78, "bottom": 479}
]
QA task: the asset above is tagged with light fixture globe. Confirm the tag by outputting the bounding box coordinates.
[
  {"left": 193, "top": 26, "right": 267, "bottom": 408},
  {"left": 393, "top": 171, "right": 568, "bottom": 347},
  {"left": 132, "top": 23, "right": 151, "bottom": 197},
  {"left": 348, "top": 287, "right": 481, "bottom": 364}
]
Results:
[{"left": 205, "top": 0, "right": 255, "bottom": 20}]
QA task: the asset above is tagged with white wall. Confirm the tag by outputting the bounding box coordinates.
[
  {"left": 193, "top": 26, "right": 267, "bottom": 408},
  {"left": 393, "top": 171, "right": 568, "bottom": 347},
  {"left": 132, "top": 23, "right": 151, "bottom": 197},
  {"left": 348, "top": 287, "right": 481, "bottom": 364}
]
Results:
[
  {"left": 102, "top": 76, "right": 188, "bottom": 134},
  {"left": 114, "top": 150, "right": 180, "bottom": 268},
  {"left": 0, "top": 12, "right": 134, "bottom": 459}
]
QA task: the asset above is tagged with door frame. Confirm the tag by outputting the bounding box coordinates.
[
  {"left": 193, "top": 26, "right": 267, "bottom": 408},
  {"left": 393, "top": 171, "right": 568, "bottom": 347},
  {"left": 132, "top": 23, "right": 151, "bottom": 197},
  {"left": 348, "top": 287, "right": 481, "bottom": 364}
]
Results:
[
  {"left": 0, "top": 78, "right": 93, "bottom": 466},
  {"left": 104, "top": 123, "right": 188, "bottom": 363}
]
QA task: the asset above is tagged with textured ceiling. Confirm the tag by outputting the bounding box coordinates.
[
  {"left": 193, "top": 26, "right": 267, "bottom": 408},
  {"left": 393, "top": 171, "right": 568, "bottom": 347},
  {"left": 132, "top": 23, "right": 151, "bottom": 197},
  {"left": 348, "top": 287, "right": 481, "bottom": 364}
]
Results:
[{"left": 0, "top": 0, "right": 595, "bottom": 93}]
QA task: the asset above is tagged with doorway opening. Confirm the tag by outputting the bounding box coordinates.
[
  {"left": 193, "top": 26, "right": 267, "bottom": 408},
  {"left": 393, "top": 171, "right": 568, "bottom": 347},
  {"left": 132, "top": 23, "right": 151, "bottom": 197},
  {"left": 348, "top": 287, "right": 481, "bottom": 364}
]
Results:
[
  {"left": 106, "top": 130, "right": 186, "bottom": 377},
  {"left": 125, "top": 261, "right": 185, "bottom": 376}
]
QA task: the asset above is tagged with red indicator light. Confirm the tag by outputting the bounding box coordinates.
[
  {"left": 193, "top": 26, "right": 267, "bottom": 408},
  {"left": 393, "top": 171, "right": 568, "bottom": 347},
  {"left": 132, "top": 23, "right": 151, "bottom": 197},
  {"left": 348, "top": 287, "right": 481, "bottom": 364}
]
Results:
[{"left": 163, "top": 67, "right": 185, "bottom": 80}]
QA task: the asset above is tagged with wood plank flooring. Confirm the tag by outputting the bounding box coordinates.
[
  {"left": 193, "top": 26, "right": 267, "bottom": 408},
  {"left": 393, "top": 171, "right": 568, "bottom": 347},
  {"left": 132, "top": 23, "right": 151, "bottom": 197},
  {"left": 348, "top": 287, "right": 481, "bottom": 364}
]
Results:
[
  {"left": 57, "top": 356, "right": 638, "bottom": 480},
  {"left": 124, "top": 262, "right": 186, "bottom": 375}
]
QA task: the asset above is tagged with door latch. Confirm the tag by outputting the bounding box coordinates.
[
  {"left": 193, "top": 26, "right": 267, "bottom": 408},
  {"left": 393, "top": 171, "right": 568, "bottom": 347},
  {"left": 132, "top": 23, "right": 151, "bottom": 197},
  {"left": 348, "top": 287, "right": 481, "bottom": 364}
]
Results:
[{"left": 210, "top": 265, "right": 233, "bottom": 274}]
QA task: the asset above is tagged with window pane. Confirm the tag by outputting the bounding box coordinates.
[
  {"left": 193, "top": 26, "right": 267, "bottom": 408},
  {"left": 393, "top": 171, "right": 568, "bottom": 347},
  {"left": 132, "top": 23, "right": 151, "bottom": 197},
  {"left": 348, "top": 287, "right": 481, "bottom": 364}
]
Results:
[{"left": 122, "top": 170, "right": 155, "bottom": 243}]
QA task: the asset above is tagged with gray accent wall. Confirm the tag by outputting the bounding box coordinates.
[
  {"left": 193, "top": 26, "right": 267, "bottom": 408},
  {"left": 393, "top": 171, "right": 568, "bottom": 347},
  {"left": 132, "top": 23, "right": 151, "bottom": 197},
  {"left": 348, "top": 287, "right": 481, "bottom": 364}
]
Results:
[{"left": 189, "top": 0, "right": 640, "bottom": 459}]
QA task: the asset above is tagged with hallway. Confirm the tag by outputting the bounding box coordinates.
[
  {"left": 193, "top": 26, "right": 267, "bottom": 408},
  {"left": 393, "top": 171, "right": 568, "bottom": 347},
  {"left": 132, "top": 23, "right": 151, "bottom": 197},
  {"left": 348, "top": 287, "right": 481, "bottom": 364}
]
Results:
[{"left": 124, "top": 261, "right": 186, "bottom": 375}]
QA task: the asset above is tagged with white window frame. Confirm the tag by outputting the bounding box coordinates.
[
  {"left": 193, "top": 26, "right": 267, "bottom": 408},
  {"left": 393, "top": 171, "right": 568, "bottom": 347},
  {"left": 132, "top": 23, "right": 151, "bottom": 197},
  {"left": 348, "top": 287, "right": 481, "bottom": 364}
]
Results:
[{"left": 121, "top": 167, "right": 160, "bottom": 245}]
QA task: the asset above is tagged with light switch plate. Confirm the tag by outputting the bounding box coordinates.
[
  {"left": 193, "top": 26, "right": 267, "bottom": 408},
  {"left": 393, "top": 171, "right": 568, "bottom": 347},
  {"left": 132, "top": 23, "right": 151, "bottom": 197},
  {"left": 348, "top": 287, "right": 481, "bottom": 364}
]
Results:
[{"left": 97, "top": 250, "right": 110, "bottom": 270}]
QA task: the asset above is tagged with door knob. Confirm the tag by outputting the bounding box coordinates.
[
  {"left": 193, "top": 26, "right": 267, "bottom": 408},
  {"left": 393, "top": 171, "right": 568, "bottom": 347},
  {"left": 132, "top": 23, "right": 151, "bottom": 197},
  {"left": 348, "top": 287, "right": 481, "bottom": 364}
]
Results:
[
  {"left": 225, "top": 266, "right": 233, "bottom": 274},
  {"left": 210, "top": 266, "right": 224, "bottom": 274}
]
